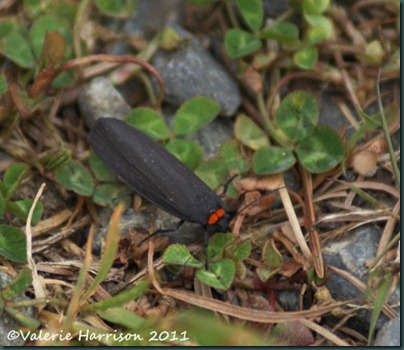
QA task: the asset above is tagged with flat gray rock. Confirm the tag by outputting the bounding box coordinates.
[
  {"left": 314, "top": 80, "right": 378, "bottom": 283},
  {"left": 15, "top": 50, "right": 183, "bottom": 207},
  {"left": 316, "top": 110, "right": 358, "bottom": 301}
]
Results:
[{"left": 152, "top": 26, "right": 241, "bottom": 117}]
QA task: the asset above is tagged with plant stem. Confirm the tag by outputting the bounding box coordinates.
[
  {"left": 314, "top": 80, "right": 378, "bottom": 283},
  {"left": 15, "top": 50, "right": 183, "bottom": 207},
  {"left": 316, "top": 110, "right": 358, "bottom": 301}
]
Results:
[{"left": 376, "top": 69, "right": 400, "bottom": 187}]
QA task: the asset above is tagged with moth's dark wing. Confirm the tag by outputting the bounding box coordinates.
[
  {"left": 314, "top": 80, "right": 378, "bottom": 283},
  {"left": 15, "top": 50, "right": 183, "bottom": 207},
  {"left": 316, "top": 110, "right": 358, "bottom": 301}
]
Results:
[{"left": 88, "top": 118, "right": 223, "bottom": 224}]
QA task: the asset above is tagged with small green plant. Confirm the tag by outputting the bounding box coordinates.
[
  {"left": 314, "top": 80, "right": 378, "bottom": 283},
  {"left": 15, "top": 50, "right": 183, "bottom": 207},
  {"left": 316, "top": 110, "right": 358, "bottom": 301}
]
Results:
[
  {"left": 0, "top": 163, "right": 42, "bottom": 263},
  {"left": 234, "top": 91, "right": 345, "bottom": 175},
  {"left": 0, "top": 224, "right": 27, "bottom": 263},
  {"left": 0, "top": 268, "right": 40, "bottom": 329},
  {"left": 93, "top": 0, "right": 138, "bottom": 17},
  {"left": 0, "top": 164, "right": 41, "bottom": 221},
  {"left": 0, "top": 3, "right": 75, "bottom": 88},
  {"left": 163, "top": 233, "right": 251, "bottom": 290},
  {"left": 222, "top": 0, "right": 333, "bottom": 69},
  {"left": 366, "top": 266, "right": 394, "bottom": 345}
]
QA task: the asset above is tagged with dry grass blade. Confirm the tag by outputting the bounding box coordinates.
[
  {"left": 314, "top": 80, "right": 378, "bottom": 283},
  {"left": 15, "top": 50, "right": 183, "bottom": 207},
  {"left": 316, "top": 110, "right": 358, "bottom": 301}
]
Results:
[
  {"left": 148, "top": 238, "right": 165, "bottom": 295},
  {"left": 317, "top": 209, "right": 390, "bottom": 224},
  {"left": 395, "top": 240, "right": 400, "bottom": 264},
  {"left": 26, "top": 183, "right": 47, "bottom": 301},
  {"left": 375, "top": 200, "right": 400, "bottom": 263},
  {"left": 278, "top": 182, "right": 312, "bottom": 263},
  {"left": 299, "top": 318, "right": 350, "bottom": 346},
  {"left": 36, "top": 260, "right": 101, "bottom": 276},
  {"left": 40, "top": 310, "right": 112, "bottom": 345},
  {"left": 376, "top": 69, "right": 400, "bottom": 187},
  {"left": 337, "top": 101, "right": 360, "bottom": 130},
  {"left": 24, "top": 208, "right": 72, "bottom": 237},
  {"left": 41, "top": 278, "right": 75, "bottom": 288},
  {"left": 333, "top": 56, "right": 362, "bottom": 115},
  {"left": 330, "top": 181, "right": 400, "bottom": 199},
  {"left": 308, "top": 226, "right": 324, "bottom": 278},
  {"left": 299, "top": 167, "right": 324, "bottom": 278},
  {"left": 80, "top": 202, "right": 124, "bottom": 302},
  {"left": 163, "top": 287, "right": 356, "bottom": 323},
  {"left": 32, "top": 215, "right": 92, "bottom": 253},
  {"left": 62, "top": 224, "right": 95, "bottom": 345}
]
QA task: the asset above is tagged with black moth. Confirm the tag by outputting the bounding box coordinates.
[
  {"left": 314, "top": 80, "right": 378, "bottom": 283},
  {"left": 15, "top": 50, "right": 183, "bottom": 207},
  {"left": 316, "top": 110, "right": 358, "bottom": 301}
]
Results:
[{"left": 88, "top": 118, "right": 230, "bottom": 239}]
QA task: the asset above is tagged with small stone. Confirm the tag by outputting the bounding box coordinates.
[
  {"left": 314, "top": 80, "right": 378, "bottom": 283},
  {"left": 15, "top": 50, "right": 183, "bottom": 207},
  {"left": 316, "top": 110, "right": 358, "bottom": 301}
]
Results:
[
  {"left": 152, "top": 26, "right": 241, "bottom": 117},
  {"left": 78, "top": 77, "right": 131, "bottom": 128}
]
